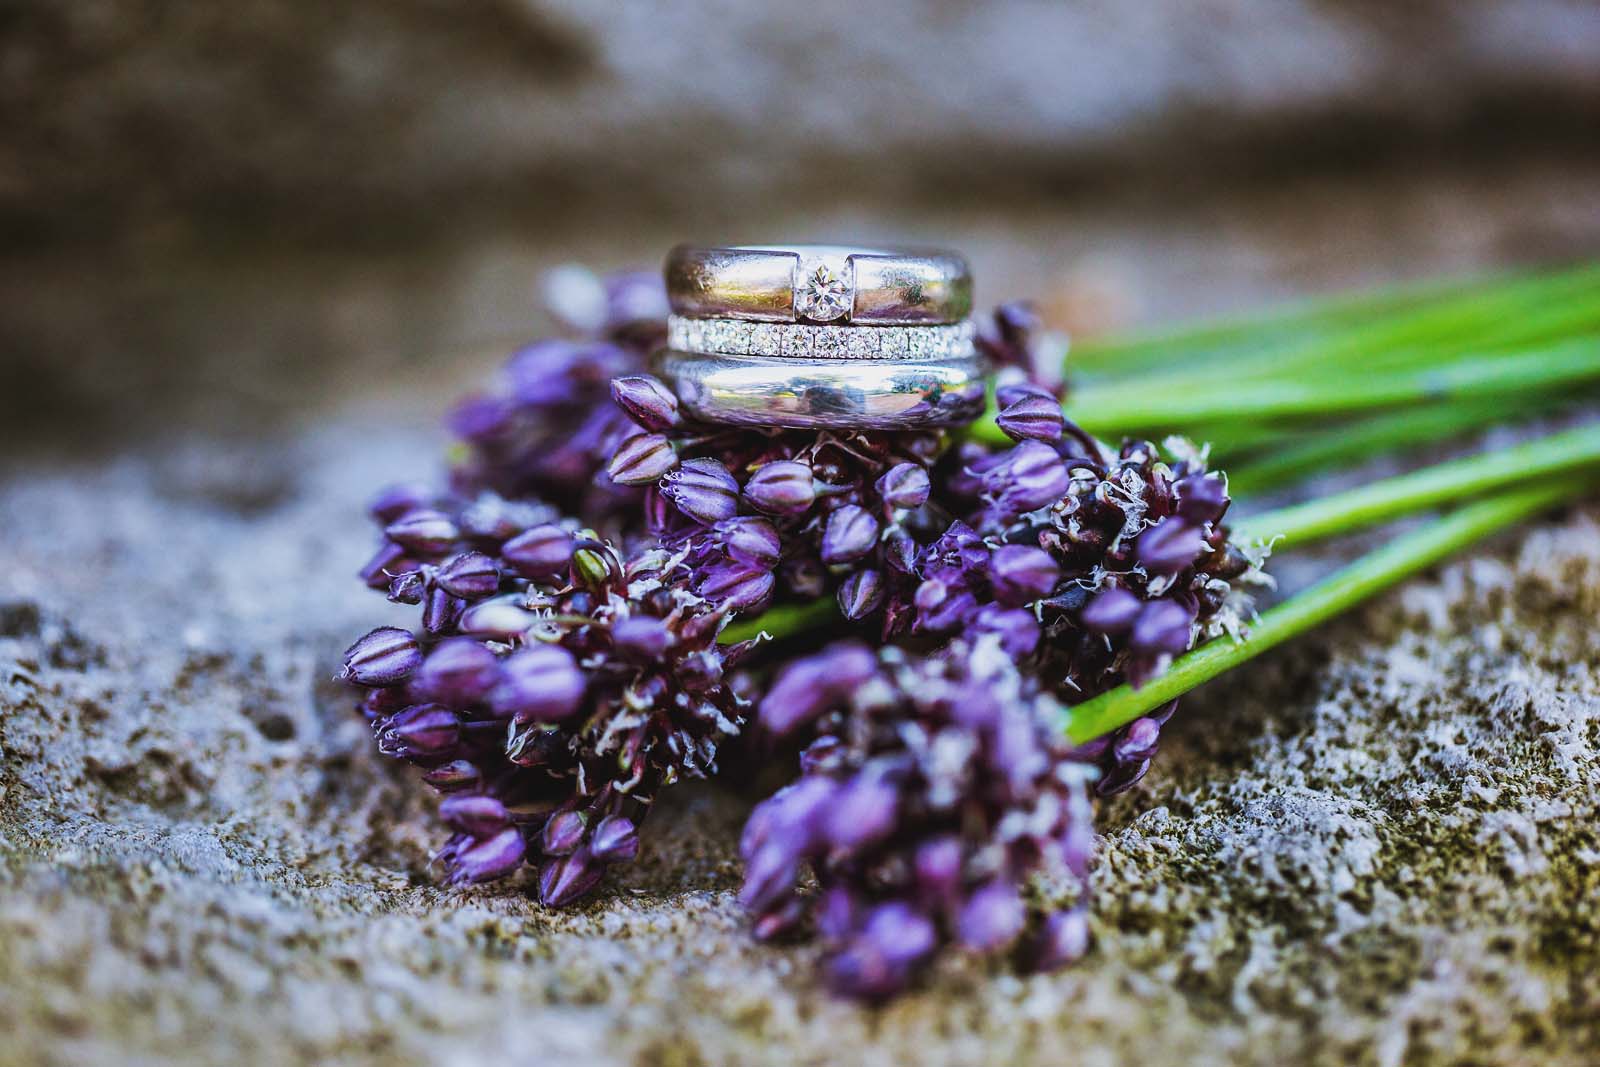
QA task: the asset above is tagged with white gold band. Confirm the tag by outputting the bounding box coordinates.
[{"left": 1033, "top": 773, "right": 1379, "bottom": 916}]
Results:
[{"left": 666, "top": 315, "right": 977, "bottom": 361}]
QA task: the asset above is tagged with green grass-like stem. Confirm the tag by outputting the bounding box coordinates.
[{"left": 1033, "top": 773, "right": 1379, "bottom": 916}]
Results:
[
  {"left": 1060, "top": 480, "right": 1585, "bottom": 744},
  {"left": 1232, "top": 421, "right": 1600, "bottom": 549}
]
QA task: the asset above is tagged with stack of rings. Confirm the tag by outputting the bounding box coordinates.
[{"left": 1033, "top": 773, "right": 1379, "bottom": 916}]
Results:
[{"left": 657, "top": 243, "right": 989, "bottom": 429}]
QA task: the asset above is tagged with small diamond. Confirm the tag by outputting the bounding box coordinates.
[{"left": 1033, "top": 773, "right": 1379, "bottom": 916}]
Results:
[
  {"left": 845, "top": 330, "right": 881, "bottom": 359},
  {"left": 751, "top": 323, "right": 782, "bottom": 356},
  {"left": 907, "top": 330, "right": 933, "bottom": 359},
  {"left": 724, "top": 321, "right": 754, "bottom": 355},
  {"left": 881, "top": 329, "right": 910, "bottom": 358},
  {"left": 815, "top": 329, "right": 850, "bottom": 359},
  {"left": 668, "top": 318, "right": 687, "bottom": 349},
  {"left": 684, "top": 320, "right": 706, "bottom": 352},
  {"left": 783, "top": 325, "right": 818, "bottom": 357},
  {"left": 793, "top": 258, "right": 853, "bottom": 322}
]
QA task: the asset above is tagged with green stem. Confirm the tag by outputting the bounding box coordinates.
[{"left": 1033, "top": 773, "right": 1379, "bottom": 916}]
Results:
[
  {"left": 1061, "top": 480, "right": 1585, "bottom": 744},
  {"left": 1057, "top": 338, "right": 1600, "bottom": 438},
  {"left": 1233, "top": 421, "right": 1600, "bottom": 549},
  {"left": 1224, "top": 393, "right": 1576, "bottom": 494},
  {"left": 720, "top": 595, "right": 840, "bottom": 646}
]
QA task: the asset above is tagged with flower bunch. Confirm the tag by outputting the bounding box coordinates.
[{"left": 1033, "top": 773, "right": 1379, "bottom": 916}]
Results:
[{"left": 738, "top": 638, "right": 1095, "bottom": 1000}]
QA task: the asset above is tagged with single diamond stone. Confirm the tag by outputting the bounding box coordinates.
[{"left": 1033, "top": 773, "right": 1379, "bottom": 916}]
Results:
[
  {"left": 815, "top": 328, "right": 850, "bottom": 359},
  {"left": 783, "top": 325, "right": 818, "bottom": 357},
  {"left": 793, "top": 258, "right": 853, "bottom": 322},
  {"left": 907, "top": 329, "right": 933, "bottom": 359},
  {"left": 881, "top": 328, "right": 910, "bottom": 358},
  {"left": 845, "top": 330, "right": 881, "bottom": 359},
  {"left": 667, "top": 318, "right": 688, "bottom": 349},
  {"left": 684, "top": 320, "right": 706, "bottom": 352},
  {"left": 751, "top": 323, "right": 782, "bottom": 356},
  {"left": 724, "top": 321, "right": 754, "bottom": 355}
]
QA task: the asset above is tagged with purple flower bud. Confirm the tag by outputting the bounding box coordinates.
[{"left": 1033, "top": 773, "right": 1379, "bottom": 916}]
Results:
[
  {"left": 824, "top": 773, "right": 898, "bottom": 853},
  {"left": 386, "top": 569, "right": 426, "bottom": 605},
  {"left": 972, "top": 604, "right": 1041, "bottom": 659},
  {"left": 375, "top": 703, "right": 459, "bottom": 758},
  {"left": 384, "top": 508, "right": 459, "bottom": 554},
  {"left": 828, "top": 903, "right": 937, "bottom": 1000},
  {"left": 590, "top": 815, "right": 640, "bottom": 863},
  {"left": 743, "top": 460, "right": 816, "bottom": 516},
  {"left": 837, "top": 569, "right": 885, "bottom": 621},
  {"left": 542, "top": 807, "right": 587, "bottom": 856},
  {"left": 820, "top": 505, "right": 880, "bottom": 565},
  {"left": 995, "top": 393, "right": 1065, "bottom": 442},
  {"left": 359, "top": 542, "right": 417, "bottom": 590},
  {"left": 435, "top": 551, "right": 501, "bottom": 600},
  {"left": 816, "top": 887, "right": 859, "bottom": 944},
  {"left": 457, "top": 597, "right": 537, "bottom": 638},
  {"left": 1175, "top": 473, "right": 1229, "bottom": 524},
  {"left": 994, "top": 381, "right": 1055, "bottom": 408},
  {"left": 876, "top": 463, "right": 931, "bottom": 510},
  {"left": 1080, "top": 587, "right": 1142, "bottom": 635},
  {"left": 421, "top": 587, "right": 465, "bottom": 636},
  {"left": 1113, "top": 715, "right": 1163, "bottom": 765},
  {"left": 660, "top": 458, "right": 739, "bottom": 524},
  {"left": 447, "top": 393, "right": 511, "bottom": 444},
  {"left": 696, "top": 561, "right": 775, "bottom": 612},
  {"left": 341, "top": 627, "right": 422, "bottom": 687},
  {"left": 608, "top": 432, "right": 679, "bottom": 486},
  {"left": 489, "top": 645, "right": 586, "bottom": 723},
  {"left": 444, "top": 827, "right": 526, "bottom": 885},
  {"left": 611, "top": 375, "right": 681, "bottom": 432},
  {"left": 739, "top": 843, "right": 801, "bottom": 917},
  {"left": 882, "top": 527, "right": 918, "bottom": 573},
  {"left": 539, "top": 847, "right": 606, "bottom": 906},
  {"left": 914, "top": 836, "right": 964, "bottom": 909},
  {"left": 781, "top": 555, "right": 827, "bottom": 598},
  {"left": 1138, "top": 517, "right": 1207, "bottom": 575},
  {"left": 610, "top": 615, "right": 672, "bottom": 661},
  {"left": 421, "top": 760, "right": 482, "bottom": 793},
  {"left": 718, "top": 517, "right": 782, "bottom": 569},
  {"left": 1028, "top": 908, "right": 1090, "bottom": 972},
  {"left": 412, "top": 637, "right": 501, "bottom": 706},
  {"left": 984, "top": 441, "right": 1069, "bottom": 518},
  {"left": 1130, "top": 599, "right": 1194, "bottom": 657},
  {"left": 957, "top": 880, "right": 1025, "bottom": 951},
  {"left": 439, "top": 794, "right": 512, "bottom": 837},
  {"left": 760, "top": 644, "right": 878, "bottom": 736},
  {"left": 989, "top": 544, "right": 1060, "bottom": 606},
  {"left": 499, "top": 524, "right": 570, "bottom": 580},
  {"left": 913, "top": 576, "right": 979, "bottom": 632},
  {"left": 368, "top": 483, "right": 432, "bottom": 523}
]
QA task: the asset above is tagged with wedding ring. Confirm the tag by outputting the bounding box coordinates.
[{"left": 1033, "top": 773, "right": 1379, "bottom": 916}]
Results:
[
  {"left": 656, "top": 350, "right": 988, "bottom": 430},
  {"left": 666, "top": 315, "right": 977, "bottom": 361},
  {"left": 665, "top": 243, "right": 972, "bottom": 325}
]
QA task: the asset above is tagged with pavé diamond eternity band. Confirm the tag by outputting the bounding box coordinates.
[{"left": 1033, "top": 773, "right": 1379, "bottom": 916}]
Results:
[
  {"left": 665, "top": 243, "right": 973, "bottom": 325},
  {"left": 666, "top": 315, "right": 977, "bottom": 361}
]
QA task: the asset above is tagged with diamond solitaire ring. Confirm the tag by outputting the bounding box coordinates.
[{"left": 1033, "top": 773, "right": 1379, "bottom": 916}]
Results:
[{"left": 665, "top": 243, "right": 973, "bottom": 325}]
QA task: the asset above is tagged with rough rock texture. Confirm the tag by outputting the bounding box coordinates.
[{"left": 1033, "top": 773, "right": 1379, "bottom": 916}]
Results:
[{"left": 1, "top": 417, "right": 1597, "bottom": 1066}]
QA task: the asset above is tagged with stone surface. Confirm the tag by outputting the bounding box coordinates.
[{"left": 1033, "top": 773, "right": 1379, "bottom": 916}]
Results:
[{"left": 1, "top": 414, "right": 1597, "bottom": 1066}]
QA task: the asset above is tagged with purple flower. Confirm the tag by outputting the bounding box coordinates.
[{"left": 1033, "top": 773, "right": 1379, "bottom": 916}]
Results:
[
  {"left": 661, "top": 458, "right": 739, "bottom": 524},
  {"left": 500, "top": 524, "right": 573, "bottom": 580},
  {"left": 717, "top": 517, "right": 782, "bottom": 569},
  {"left": 375, "top": 704, "right": 460, "bottom": 758},
  {"left": 876, "top": 463, "right": 931, "bottom": 510},
  {"left": 341, "top": 627, "right": 422, "bottom": 687},
  {"left": 1080, "top": 587, "right": 1142, "bottom": 634},
  {"left": 413, "top": 637, "right": 501, "bottom": 706},
  {"left": 820, "top": 505, "right": 880, "bottom": 565},
  {"left": 490, "top": 645, "right": 587, "bottom": 723},
  {"left": 982, "top": 441, "right": 1069, "bottom": 522},
  {"left": 384, "top": 509, "right": 460, "bottom": 555},
  {"left": 995, "top": 392, "right": 1065, "bottom": 442},
  {"left": 442, "top": 827, "right": 528, "bottom": 886},
  {"left": 989, "top": 544, "right": 1060, "bottom": 605},
  {"left": 611, "top": 375, "right": 681, "bottom": 432},
  {"left": 1137, "top": 516, "right": 1207, "bottom": 575},
  {"left": 837, "top": 569, "right": 885, "bottom": 621},
  {"left": 743, "top": 460, "right": 816, "bottom": 516},
  {"left": 435, "top": 551, "right": 502, "bottom": 600},
  {"left": 608, "top": 432, "right": 679, "bottom": 486}
]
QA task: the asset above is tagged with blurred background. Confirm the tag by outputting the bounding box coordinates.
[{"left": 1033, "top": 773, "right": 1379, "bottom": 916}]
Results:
[{"left": 2, "top": 0, "right": 1599, "bottom": 446}]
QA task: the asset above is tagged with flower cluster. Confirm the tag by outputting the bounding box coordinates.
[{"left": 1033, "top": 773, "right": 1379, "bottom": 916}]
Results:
[
  {"left": 339, "top": 269, "right": 1268, "bottom": 1001},
  {"left": 739, "top": 638, "right": 1095, "bottom": 1000},
  {"left": 342, "top": 521, "right": 756, "bottom": 901}
]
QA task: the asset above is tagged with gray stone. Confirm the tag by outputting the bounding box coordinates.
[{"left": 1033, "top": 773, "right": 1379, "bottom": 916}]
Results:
[{"left": 1, "top": 415, "right": 1597, "bottom": 1065}]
